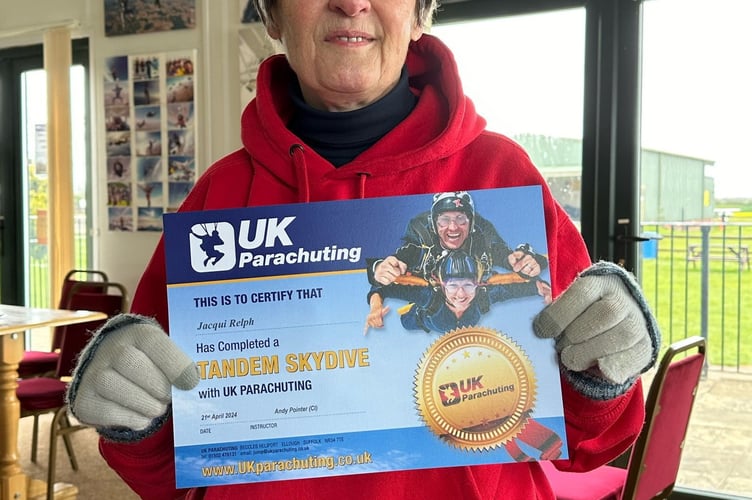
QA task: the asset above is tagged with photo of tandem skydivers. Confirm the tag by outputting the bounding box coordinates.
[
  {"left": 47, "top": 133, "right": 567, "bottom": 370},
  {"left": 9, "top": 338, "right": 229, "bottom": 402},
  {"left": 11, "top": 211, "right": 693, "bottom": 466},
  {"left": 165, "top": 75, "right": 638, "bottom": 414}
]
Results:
[{"left": 364, "top": 190, "right": 551, "bottom": 335}]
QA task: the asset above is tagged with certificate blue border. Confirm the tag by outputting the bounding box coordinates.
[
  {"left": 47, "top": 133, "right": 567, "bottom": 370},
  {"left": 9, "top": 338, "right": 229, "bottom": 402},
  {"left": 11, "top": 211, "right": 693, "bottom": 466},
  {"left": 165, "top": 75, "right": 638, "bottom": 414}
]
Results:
[{"left": 165, "top": 187, "right": 568, "bottom": 487}]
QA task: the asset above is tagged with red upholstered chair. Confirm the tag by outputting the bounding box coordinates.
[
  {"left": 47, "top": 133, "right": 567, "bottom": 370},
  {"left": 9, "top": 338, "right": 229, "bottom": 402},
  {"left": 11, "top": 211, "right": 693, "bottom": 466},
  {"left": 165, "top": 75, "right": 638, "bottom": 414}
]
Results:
[
  {"left": 16, "top": 281, "right": 127, "bottom": 500},
  {"left": 17, "top": 269, "right": 109, "bottom": 378},
  {"left": 540, "top": 336, "right": 706, "bottom": 500}
]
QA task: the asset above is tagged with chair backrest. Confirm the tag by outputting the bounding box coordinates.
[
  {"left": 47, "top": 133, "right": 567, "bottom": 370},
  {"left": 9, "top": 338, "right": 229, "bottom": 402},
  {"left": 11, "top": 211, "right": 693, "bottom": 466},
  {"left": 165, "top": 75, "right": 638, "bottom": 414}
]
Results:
[
  {"left": 55, "top": 281, "right": 128, "bottom": 378},
  {"left": 622, "top": 336, "right": 706, "bottom": 500},
  {"left": 51, "top": 269, "right": 110, "bottom": 351}
]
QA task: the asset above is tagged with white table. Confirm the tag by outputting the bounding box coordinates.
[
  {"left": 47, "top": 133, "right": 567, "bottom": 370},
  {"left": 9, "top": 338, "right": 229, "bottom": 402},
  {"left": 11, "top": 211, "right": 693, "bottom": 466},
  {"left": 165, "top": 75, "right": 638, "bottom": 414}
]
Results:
[{"left": 0, "top": 304, "right": 107, "bottom": 500}]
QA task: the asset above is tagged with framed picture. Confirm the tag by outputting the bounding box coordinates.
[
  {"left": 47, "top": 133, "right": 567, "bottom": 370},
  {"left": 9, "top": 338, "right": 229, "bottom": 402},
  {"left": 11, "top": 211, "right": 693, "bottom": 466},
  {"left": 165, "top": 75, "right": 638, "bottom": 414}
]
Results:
[
  {"left": 241, "top": 0, "right": 261, "bottom": 23},
  {"left": 105, "top": 0, "right": 196, "bottom": 37}
]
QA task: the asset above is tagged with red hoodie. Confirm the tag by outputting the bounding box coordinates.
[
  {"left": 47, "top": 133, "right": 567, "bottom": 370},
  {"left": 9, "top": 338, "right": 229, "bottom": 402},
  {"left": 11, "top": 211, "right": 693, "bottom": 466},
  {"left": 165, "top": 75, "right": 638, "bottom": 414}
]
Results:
[{"left": 101, "top": 34, "right": 644, "bottom": 500}]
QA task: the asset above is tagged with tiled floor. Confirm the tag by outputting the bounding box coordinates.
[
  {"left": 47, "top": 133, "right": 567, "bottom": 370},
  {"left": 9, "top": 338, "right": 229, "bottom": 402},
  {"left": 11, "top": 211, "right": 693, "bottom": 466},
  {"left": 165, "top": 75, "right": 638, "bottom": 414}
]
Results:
[{"left": 675, "top": 368, "right": 752, "bottom": 497}]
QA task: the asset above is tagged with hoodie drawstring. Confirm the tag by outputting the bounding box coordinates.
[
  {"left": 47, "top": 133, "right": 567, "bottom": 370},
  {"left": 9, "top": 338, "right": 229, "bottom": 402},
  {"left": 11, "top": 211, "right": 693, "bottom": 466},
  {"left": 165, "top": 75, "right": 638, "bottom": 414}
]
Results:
[
  {"left": 357, "top": 172, "right": 371, "bottom": 199},
  {"left": 289, "top": 144, "right": 372, "bottom": 201},
  {"left": 289, "top": 144, "right": 310, "bottom": 203}
]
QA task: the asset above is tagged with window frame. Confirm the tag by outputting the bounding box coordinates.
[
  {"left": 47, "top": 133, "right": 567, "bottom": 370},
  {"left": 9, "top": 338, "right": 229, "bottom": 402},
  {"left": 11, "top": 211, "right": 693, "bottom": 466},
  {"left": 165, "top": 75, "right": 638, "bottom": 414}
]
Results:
[
  {"left": 435, "top": 0, "right": 643, "bottom": 271},
  {"left": 0, "top": 38, "right": 90, "bottom": 305},
  {"left": 436, "top": 3, "right": 733, "bottom": 499}
]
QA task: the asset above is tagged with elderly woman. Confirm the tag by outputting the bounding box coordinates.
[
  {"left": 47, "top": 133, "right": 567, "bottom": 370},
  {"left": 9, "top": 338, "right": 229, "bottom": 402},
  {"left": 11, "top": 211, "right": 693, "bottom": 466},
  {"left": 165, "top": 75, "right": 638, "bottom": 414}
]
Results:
[{"left": 68, "top": 0, "right": 660, "bottom": 499}]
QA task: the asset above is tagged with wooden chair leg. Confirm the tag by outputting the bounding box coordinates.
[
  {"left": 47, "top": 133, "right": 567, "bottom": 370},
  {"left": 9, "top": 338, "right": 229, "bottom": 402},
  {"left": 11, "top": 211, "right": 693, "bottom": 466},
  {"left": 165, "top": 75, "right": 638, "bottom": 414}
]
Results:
[
  {"left": 47, "top": 409, "right": 65, "bottom": 500},
  {"left": 47, "top": 411, "right": 60, "bottom": 500},
  {"left": 47, "top": 408, "right": 85, "bottom": 500},
  {"left": 59, "top": 414, "right": 79, "bottom": 471},
  {"left": 31, "top": 414, "right": 40, "bottom": 463}
]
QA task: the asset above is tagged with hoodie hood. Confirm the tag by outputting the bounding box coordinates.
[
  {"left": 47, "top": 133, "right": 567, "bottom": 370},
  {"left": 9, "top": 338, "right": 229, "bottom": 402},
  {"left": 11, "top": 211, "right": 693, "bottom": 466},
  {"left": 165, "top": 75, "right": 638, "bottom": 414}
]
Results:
[{"left": 240, "top": 34, "right": 487, "bottom": 203}]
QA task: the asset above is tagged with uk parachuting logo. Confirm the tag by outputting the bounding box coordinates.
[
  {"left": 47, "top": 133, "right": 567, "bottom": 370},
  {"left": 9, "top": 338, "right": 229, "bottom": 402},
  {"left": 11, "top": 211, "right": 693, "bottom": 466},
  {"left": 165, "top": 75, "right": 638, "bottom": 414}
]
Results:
[{"left": 189, "top": 222, "right": 236, "bottom": 272}]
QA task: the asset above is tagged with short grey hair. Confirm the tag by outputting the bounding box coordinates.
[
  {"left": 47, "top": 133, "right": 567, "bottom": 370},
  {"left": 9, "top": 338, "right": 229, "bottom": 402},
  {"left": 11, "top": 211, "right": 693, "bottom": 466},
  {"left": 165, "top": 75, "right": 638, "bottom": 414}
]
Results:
[{"left": 251, "top": 0, "right": 439, "bottom": 29}]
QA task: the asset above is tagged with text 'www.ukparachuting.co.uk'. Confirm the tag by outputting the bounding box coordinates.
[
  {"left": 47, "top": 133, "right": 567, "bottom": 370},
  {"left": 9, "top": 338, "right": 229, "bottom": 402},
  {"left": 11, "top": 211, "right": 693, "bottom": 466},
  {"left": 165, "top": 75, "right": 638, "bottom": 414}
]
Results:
[{"left": 201, "top": 452, "right": 373, "bottom": 478}]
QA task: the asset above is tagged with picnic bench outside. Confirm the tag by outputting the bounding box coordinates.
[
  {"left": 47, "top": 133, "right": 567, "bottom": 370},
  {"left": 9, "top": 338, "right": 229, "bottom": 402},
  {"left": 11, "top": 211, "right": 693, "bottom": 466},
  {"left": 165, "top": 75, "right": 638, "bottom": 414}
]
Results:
[{"left": 686, "top": 244, "right": 750, "bottom": 270}]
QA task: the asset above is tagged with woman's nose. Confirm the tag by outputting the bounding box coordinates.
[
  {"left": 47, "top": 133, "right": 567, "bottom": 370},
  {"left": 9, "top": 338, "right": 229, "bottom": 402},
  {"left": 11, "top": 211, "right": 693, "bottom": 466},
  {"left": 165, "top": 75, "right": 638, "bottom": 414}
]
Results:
[{"left": 329, "top": 0, "right": 372, "bottom": 17}]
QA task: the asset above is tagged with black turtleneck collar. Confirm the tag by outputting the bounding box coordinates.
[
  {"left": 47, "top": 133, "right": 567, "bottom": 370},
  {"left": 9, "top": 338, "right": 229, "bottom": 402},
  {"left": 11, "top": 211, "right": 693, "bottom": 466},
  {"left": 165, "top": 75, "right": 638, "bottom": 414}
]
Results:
[{"left": 288, "top": 66, "right": 417, "bottom": 167}]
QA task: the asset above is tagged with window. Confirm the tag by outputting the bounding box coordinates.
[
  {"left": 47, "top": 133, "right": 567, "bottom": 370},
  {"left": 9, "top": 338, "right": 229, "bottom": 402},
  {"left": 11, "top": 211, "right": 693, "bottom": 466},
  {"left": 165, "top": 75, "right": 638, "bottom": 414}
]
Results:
[
  {"left": 0, "top": 40, "right": 90, "bottom": 309},
  {"left": 640, "top": 0, "right": 752, "bottom": 495},
  {"left": 21, "top": 65, "right": 90, "bottom": 310},
  {"left": 432, "top": 8, "right": 586, "bottom": 222},
  {"left": 435, "top": 2, "right": 752, "bottom": 496}
]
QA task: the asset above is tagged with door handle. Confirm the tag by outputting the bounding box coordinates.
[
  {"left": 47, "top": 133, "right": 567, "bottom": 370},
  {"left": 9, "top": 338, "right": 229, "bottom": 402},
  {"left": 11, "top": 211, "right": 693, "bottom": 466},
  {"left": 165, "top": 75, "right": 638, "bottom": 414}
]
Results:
[{"left": 615, "top": 234, "right": 650, "bottom": 243}]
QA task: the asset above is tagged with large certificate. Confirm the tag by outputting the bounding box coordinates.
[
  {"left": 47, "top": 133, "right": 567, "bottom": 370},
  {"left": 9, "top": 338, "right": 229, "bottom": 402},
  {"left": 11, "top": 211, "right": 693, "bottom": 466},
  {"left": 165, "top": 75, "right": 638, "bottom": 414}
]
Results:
[{"left": 165, "top": 186, "right": 568, "bottom": 488}]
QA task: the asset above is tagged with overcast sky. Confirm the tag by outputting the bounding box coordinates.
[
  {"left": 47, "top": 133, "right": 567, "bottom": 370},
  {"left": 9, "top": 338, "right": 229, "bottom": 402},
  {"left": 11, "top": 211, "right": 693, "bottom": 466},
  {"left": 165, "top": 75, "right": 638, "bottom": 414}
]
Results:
[{"left": 433, "top": 0, "right": 752, "bottom": 200}]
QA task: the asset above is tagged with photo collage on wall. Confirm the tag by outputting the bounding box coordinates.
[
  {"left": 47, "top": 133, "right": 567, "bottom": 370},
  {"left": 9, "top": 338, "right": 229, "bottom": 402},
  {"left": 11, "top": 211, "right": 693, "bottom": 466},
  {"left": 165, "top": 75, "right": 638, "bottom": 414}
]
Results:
[{"left": 104, "top": 51, "right": 197, "bottom": 232}]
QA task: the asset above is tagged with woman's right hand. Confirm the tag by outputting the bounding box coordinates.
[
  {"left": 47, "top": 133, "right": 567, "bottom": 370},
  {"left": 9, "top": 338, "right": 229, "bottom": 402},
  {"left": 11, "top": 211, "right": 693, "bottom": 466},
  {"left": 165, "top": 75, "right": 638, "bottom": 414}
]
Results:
[{"left": 67, "top": 314, "right": 199, "bottom": 437}]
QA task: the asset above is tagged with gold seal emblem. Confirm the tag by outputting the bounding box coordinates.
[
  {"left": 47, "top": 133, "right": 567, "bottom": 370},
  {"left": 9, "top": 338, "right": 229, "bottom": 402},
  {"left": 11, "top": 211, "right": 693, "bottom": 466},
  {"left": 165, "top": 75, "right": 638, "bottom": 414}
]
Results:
[{"left": 415, "top": 326, "right": 536, "bottom": 451}]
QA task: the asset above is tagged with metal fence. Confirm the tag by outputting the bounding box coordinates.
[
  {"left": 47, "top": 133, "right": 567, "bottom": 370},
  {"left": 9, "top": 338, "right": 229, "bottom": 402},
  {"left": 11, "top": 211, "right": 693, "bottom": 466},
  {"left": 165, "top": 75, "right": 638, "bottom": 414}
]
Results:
[
  {"left": 28, "top": 213, "right": 89, "bottom": 309},
  {"left": 640, "top": 221, "right": 751, "bottom": 374}
]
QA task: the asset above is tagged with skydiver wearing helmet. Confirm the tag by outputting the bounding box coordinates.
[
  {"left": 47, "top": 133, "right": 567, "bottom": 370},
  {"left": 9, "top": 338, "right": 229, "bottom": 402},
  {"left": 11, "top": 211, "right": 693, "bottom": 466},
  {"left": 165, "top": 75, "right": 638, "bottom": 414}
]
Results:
[
  {"left": 368, "top": 191, "right": 548, "bottom": 287},
  {"left": 367, "top": 250, "right": 562, "bottom": 463},
  {"left": 366, "top": 250, "right": 551, "bottom": 334}
]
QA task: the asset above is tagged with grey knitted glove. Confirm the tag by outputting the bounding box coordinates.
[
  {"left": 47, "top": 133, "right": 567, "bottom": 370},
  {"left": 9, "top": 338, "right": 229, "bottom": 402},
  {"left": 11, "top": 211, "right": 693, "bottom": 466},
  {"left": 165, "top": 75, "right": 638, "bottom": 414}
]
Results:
[
  {"left": 66, "top": 314, "right": 199, "bottom": 442},
  {"left": 533, "top": 261, "right": 660, "bottom": 400}
]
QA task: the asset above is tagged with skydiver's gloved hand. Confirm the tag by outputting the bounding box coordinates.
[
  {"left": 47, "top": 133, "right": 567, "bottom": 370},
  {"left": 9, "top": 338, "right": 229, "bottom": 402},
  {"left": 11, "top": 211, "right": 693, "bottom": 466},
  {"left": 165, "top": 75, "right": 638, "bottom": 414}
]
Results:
[
  {"left": 66, "top": 314, "right": 199, "bottom": 442},
  {"left": 533, "top": 261, "right": 660, "bottom": 400}
]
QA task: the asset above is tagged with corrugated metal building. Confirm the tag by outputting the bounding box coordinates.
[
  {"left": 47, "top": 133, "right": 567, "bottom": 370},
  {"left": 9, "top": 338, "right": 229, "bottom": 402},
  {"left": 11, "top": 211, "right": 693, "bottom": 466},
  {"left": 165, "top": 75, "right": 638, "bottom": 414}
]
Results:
[{"left": 515, "top": 134, "right": 715, "bottom": 222}]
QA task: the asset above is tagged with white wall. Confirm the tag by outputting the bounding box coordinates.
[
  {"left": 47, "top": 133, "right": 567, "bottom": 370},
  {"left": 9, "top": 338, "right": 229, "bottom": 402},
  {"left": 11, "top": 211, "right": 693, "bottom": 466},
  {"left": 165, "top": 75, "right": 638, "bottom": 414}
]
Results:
[{"left": 0, "top": 0, "right": 245, "bottom": 300}]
